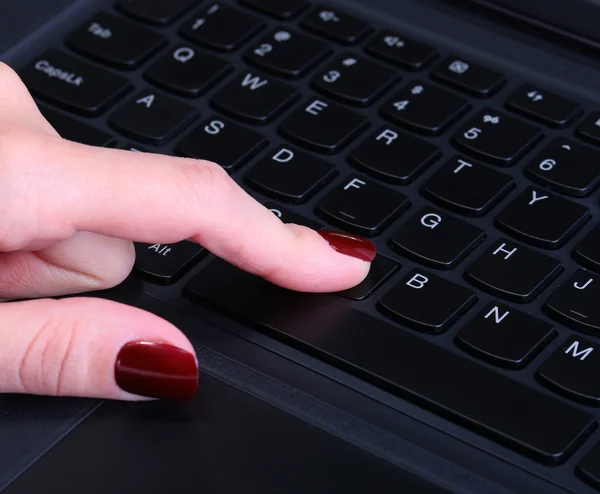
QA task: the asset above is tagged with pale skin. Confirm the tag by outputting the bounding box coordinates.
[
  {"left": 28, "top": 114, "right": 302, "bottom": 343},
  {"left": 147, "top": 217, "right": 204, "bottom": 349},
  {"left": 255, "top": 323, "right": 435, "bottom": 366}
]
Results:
[{"left": 0, "top": 62, "right": 372, "bottom": 401}]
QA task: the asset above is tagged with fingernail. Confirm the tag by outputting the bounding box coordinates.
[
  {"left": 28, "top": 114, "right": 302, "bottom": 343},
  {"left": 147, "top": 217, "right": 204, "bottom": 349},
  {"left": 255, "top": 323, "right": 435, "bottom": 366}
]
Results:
[
  {"left": 317, "top": 230, "right": 377, "bottom": 262},
  {"left": 115, "top": 341, "right": 198, "bottom": 401}
]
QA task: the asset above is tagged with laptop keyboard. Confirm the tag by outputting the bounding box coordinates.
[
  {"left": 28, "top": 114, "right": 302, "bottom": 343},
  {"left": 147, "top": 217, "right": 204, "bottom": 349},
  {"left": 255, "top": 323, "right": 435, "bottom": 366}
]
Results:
[{"left": 15, "top": 0, "right": 600, "bottom": 489}]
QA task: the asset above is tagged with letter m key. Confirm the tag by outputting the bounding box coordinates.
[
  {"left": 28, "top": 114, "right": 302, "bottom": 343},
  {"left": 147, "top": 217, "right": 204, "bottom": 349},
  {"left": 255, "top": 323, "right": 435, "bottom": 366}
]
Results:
[{"left": 565, "top": 340, "right": 594, "bottom": 361}]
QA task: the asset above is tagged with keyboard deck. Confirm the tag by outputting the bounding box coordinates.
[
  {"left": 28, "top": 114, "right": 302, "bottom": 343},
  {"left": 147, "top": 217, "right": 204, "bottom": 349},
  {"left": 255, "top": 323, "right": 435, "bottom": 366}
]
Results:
[{"left": 14, "top": 0, "right": 600, "bottom": 490}]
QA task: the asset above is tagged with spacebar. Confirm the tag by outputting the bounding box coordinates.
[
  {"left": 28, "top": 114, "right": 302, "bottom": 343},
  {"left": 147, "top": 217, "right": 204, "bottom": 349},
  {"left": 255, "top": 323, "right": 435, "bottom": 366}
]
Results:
[{"left": 184, "top": 259, "right": 596, "bottom": 465}]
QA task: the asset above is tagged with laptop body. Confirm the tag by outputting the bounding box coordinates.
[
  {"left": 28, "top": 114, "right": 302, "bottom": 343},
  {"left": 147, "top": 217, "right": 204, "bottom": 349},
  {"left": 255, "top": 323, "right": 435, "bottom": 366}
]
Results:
[{"left": 1, "top": 0, "right": 600, "bottom": 492}]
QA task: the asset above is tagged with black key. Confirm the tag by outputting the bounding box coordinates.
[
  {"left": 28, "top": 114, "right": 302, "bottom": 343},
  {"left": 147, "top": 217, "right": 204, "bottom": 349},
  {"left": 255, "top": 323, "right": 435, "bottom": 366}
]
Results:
[
  {"left": 577, "top": 441, "right": 600, "bottom": 489},
  {"left": 65, "top": 12, "right": 167, "bottom": 69},
  {"left": 576, "top": 111, "right": 600, "bottom": 146},
  {"left": 264, "top": 202, "right": 323, "bottom": 230},
  {"left": 311, "top": 54, "right": 398, "bottom": 106},
  {"left": 380, "top": 81, "right": 470, "bottom": 135},
  {"left": 245, "top": 146, "right": 337, "bottom": 203},
  {"left": 390, "top": 207, "right": 485, "bottom": 270},
  {"left": 239, "top": 0, "right": 308, "bottom": 19},
  {"left": 421, "top": 156, "right": 515, "bottom": 217},
  {"left": 176, "top": 117, "right": 267, "bottom": 171},
  {"left": 452, "top": 109, "right": 543, "bottom": 166},
  {"left": 431, "top": 57, "right": 505, "bottom": 97},
  {"left": 108, "top": 89, "right": 197, "bottom": 145},
  {"left": 244, "top": 29, "right": 331, "bottom": 79},
  {"left": 278, "top": 98, "right": 368, "bottom": 154},
  {"left": 524, "top": 138, "right": 600, "bottom": 197},
  {"left": 300, "top": 6, "right": 372, "bottom": 45},
  {"left": 349, "top": 126, "right": 440, "bottom": 184},
  {"left": 574, "top": 225, "right": 600, "bottom": 272},
  {"left": 316, "top": 174, "right": 409, "bottom": 236},
  {"left": 145, "top": 45, "right": 232, "bottom": 97},
  {"left": 20, "top": 49, "right": 132, "bottom": 116},
  {"left": 495, "top": 186, "right": 590, "bottom": 249},
  {"left": 465, "top": 238, "right": 562, "bottom": 302},
  {"left": 211, "top": 71, "right": 299, "bottom": 125},
  {"left": 456, "top": 302, "right": 556, "bottom": 369},
  {"left": 117, "top": 0, "right": 198, "bottom": 25},
  {"left": 186, "top": 259, "right": 596, "bottom": 465},
  {"left": 379, "top": 270, "right": 476, "bottom": 333},
  {"left": 338, "top": 255, "right": 399, "bottom": 301},
  {"left": 545, "top": 270, "right": 600, "bottom": 336},
  {"left": 537, "top": 336, "right": 600, "bottom": 406},
  {"left": 40, "top": 107, "right": 115, "bottom": 147},
  {"left": 122, "top": 143, "right": 149, "bottom": 152},
  {"left": 365, "top": 30, "right": 437, "bottom": 70},
  {"left": 506, "top": 84, "right": 581, "bottom": 128},
  {"left": 134, "top": 241, "right": 204, "bottom": 285},
  {"left": 180, "top": 4, "right": 265, "bottom": 52}
]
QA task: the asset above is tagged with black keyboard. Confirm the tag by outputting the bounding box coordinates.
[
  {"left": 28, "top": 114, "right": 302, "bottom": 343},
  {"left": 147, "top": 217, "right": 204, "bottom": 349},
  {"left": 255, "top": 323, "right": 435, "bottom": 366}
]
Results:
[{"left": 16, "top": 0, "right": 600, "bottom": 490}]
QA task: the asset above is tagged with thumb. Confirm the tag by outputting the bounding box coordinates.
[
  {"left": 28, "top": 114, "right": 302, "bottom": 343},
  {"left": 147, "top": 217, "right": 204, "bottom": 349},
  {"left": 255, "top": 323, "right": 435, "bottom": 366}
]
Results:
[{"left": 0, "top": 297, "right": 198, "bottom": 400}]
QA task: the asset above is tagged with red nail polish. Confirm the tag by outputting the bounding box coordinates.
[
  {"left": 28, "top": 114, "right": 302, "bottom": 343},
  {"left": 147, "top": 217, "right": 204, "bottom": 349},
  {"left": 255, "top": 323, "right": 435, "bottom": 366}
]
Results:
[
  {"left": 115, "top": 341, "right": 198, "bottom": 401},
  {"left": 317, "top": 230, "right": 376, "bottom": 262}
]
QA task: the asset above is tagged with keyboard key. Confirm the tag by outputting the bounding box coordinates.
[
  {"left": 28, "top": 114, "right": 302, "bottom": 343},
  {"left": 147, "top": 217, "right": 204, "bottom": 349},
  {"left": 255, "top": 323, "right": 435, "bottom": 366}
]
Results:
[
  {"left": 506, "top": 84, "right": 581, "bottom": 128},
  {"left": 337, "top": 255, "right": 399, "bottom": 301},
  {"left": 40, "top": 106, "right": 115, "bottom": 147},
  {"left": 577, "top": 441, "right": 600, "bottom": 489},
  {"left": 365, "top": 30, "right": 437, "bottom": 70},
  {"left": 117, "top": 0, "right": 198, "bottom": 25},
  {"left": 380, "top": 81, "right": 470, "bottom": 135},
  {"left": 456, "top": 302, "right": 556, "bottom": 369},
  {"left": 66, "top": 12, "right": 167, "bottom": 69},
  {"left": 211, "top": 71, "right": 300, "bottom": 124},
  {"left": 379, "top": 270, "right": 476, "bottom": 333},
  {"left": 496, "top": 187, "right": 590, "bottom": 249},
  {"left": 390, "top": 206, "right": 485, "bottom": 269},
  {"left": 122, "top": 143, "right": 150, "bottom": 152},
  {"left": 108, "top": 89, "right": 197, "bottom": 145},
  {"left": 545, "top": 270, "right": 600, "bottom": 336},
  {"left": 244, "top": 29, "right": 331, "bottom": 79},
  {"left": 316, "top": 175, "right": 409, "bottom": 236},
  {"left": 349, "top": 126, "right": 440, "bottom": 184},
  {"left": 524, "top": 138, "right": 600, "bottom": 197},
  {"left": 20, "top": 49, "right": 132, "bottom": 116},
  {"left": 537, "top": 336, "right": 600, "bottom": 406},
  {"left": 239, "top": 0, "right": 308, "bottom": 19},
  {"left": 311, "top": 54, "right": 399, "bottom": 106},
  {"left": 145, "top": 45, "right": 232, "bottom": 97},
  {"left": 421, "top": 156, "right": 514, "bottom": 217},
  {"left": 180, "top": 4, "right": 265, "bottom": 52},
  {"left": 245, "top": 146, "right": 337, "bottom": 203},
  {"left": 576, "top": 111, "right": 600, "bottom": 146},
  {"left": 134, "top": 241, "right": 205, "bottom": 284},
  {"left": 264, "top": 202, "right": 323, "bottom": 230},
  {"left": 574, "top": 225, "right": 600, "bottom": 272},
  {"left": 186, "top": 259, "right": 595, "bottom": 465},
  {"left": 432, "top": 57, "right": 505, "bottom": 97},
  {"left": 278, "top": 98, "right": 368, "bottom": 154},
  {"left": 465, "top": 238, "right": 562, "bottom": 302},
  {"left": 300, "top": 6, "right": 372, "bottom": 45},
  {"left": 176, "top": 117, "right": 267, "bottom": 171},
  {"left": 452, "top": 109, "right": 543, "bottom": 166}
]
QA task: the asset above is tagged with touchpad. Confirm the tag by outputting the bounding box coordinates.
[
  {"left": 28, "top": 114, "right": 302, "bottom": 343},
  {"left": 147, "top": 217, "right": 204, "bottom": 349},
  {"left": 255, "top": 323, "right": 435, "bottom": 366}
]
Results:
[{"left": 5, "top": 374, "right": 446, "bottom": 494}]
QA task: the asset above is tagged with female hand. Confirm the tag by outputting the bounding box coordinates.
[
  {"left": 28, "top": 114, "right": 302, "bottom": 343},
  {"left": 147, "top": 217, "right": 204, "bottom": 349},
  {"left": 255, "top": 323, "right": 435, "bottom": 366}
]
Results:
[{"left": 0, "top": 62, "right": 375, "bottom": 401}]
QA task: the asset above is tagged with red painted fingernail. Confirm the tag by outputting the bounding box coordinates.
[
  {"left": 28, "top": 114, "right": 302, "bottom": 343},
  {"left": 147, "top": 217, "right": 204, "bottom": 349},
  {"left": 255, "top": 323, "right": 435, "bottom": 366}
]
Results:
[
  {"left": 317, "top": 230, "right": 377, "bottom": 262},
  {"left": 115, "top": 341, "right": 198, "bottom": 401}
]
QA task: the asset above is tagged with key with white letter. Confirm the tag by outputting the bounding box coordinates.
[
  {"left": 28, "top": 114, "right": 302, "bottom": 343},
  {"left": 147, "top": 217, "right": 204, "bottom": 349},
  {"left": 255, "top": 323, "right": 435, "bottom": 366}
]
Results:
[
  {"left": 379, "top": 269, "right": 476, "bottom": 333},
  {"left": 537, "top": 336, "right": 600, "bottom": 406},
  {"left": 545, "top": 270, "right": 600, "bottom": 336}
]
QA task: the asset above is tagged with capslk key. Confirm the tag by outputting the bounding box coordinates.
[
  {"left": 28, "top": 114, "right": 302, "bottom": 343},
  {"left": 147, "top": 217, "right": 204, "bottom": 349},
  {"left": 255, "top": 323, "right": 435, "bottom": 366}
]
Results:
[
  {"left": 545, "top": 270, "right": 600, "bottom": 336},
  {"left": 316, "top": 175, "right": 409, "bottom": 236},
  {"left": 66, "top": 12, "right": 167, "bottom": 69},
  {"left": 19, "top": 49, "right": 132, "bottom": 116},
  {"left": 495, "top": 187, "right": 590, "bottom": 249},
  {"left": 453, "top": 109, "right": 543, "bottom": 166}
]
